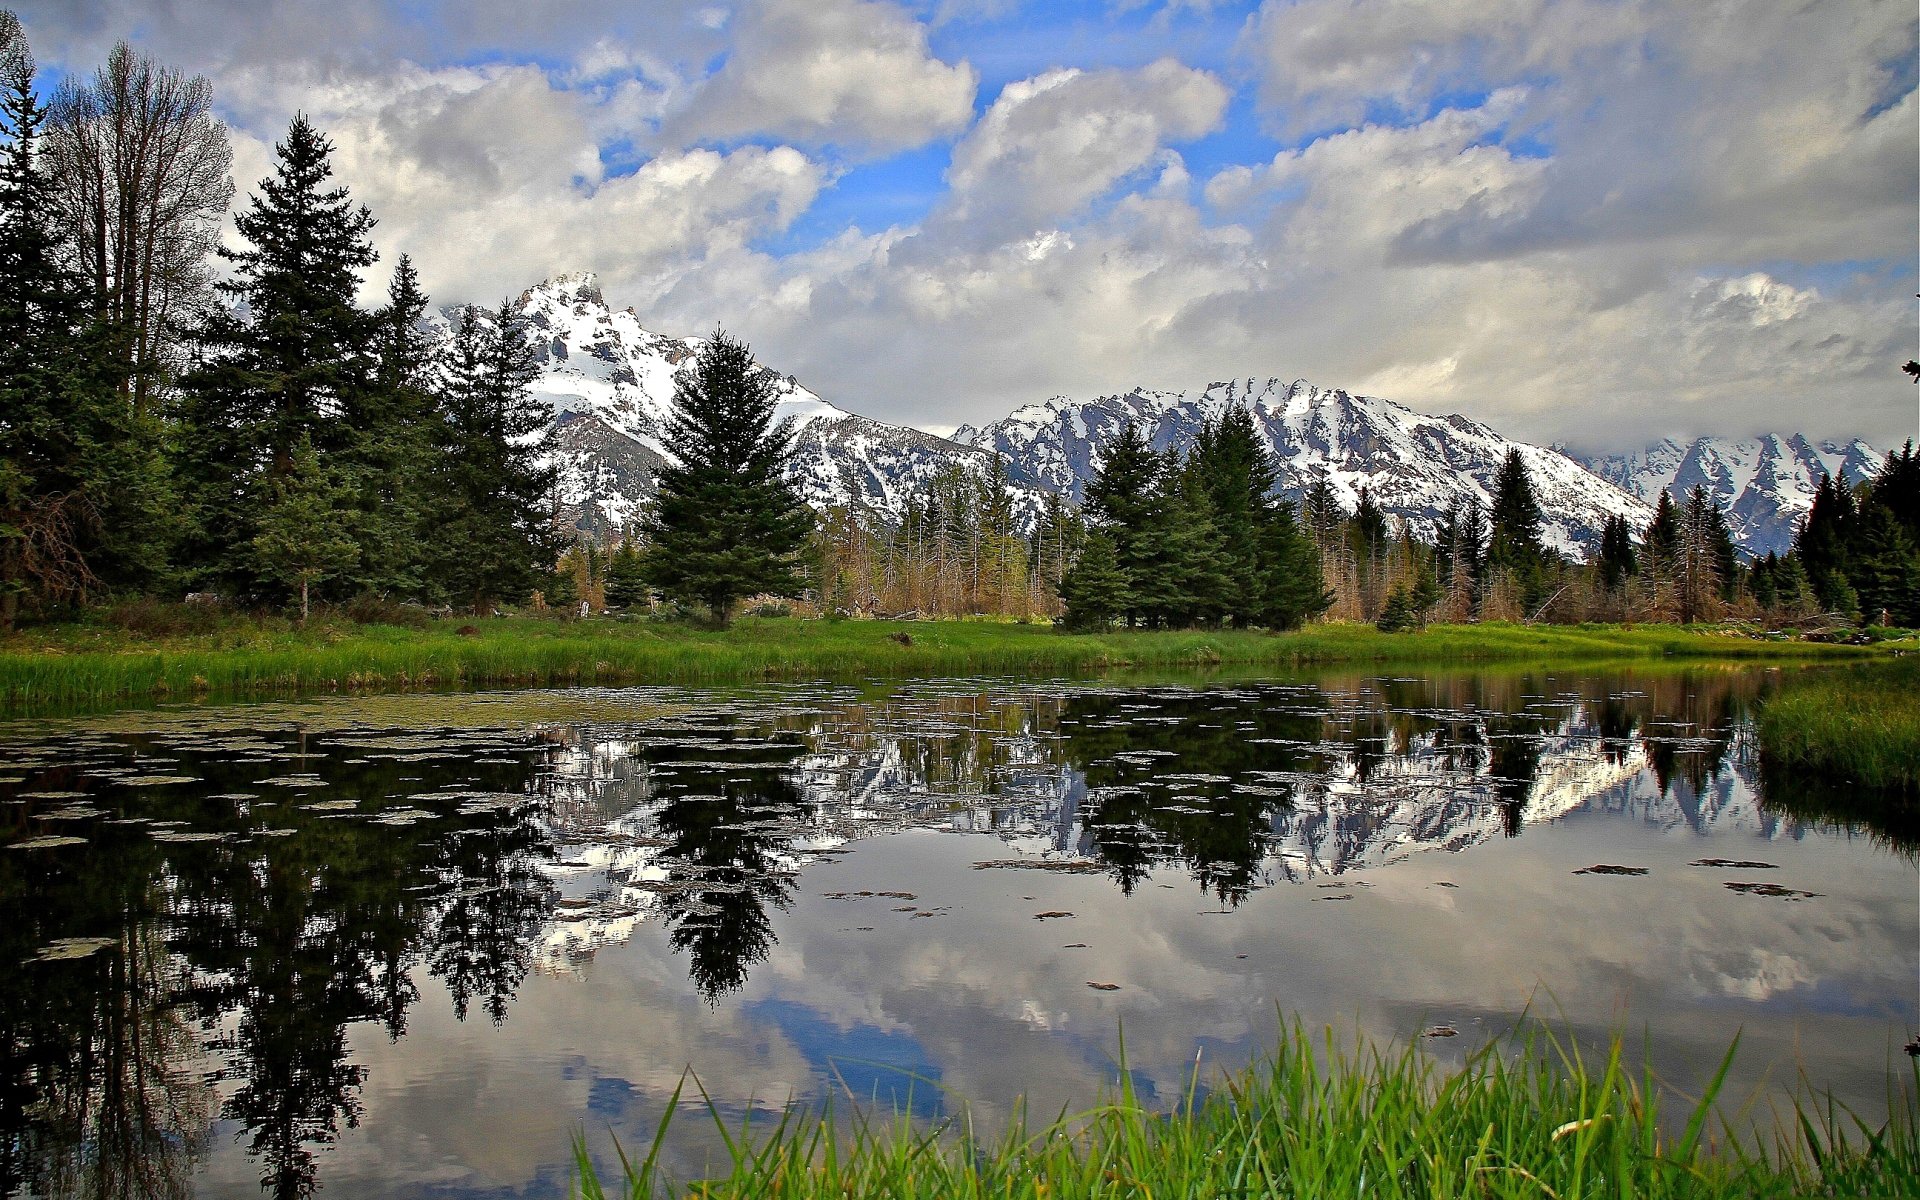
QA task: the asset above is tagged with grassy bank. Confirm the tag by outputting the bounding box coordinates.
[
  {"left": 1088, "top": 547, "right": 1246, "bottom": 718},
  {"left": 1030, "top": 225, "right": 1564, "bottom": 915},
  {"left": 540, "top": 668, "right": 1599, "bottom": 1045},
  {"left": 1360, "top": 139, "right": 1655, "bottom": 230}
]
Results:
[
  {"left": 0, "top": 614, "right": 1888, "bottom": 714},
  {"left": 1759, "top": 656, "right": 1920, "bottom": 793},
  {"left": 571, "top": 1024, "right": 1918, "bottom": 1199}
]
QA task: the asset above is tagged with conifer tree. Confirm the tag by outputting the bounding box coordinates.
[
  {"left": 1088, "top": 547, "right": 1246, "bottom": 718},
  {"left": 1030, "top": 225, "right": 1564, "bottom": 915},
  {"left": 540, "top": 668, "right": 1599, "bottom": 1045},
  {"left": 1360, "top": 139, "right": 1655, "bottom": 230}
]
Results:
[
  {"left": 1058, "top": 531, "right": 1129, "bottom": 631},
  {"left": 251, "top": 434, "right": 356, "bottom": 623},
  {"left": 639, "top": 330, "right": 812, "bottom": 627},
  {"left": 1792, "top": 474, "right": 1858, "bottom": 614},
  {"left": 346, "top": 254, "right": 440, "bottom": 598},
  {"left": 1258, "top": 500, "right": 1331, "bottom": 629},
  {"left": 605, "top": 538, "right": 648, "bottom": 609},
  {"left": 1083, "top": 423, "right": 1160, "bottom": 626},
  {"left": 1485, "top": 449, "right": 1551, "bottom": 606},
  {"left": 1595, "top": 513, "right": 1637, "bottom": 593},
  {"left": 432, "top": 301, "right": 554, "bottom": 612},
  {"left": 0, "top": 15, "right": 135, "bottom": 626},
  {"left": 173, "top": 114, "right": 377, "bottom": 599}
]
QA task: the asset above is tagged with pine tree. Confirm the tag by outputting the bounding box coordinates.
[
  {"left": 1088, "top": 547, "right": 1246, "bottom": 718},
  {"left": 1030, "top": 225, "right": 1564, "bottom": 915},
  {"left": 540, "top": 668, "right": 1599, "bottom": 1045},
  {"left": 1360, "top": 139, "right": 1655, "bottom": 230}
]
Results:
[
  {"left": 0, "top": 15, "right": 135, "bottom": 626},
  {"left": 1057, "top": 531, "right": 1129, "bottom": 631},
  {"left": 1376, "top": 585, "right": 1417, "bottom": 632},
  {"left": 1793, "top": 474, "right": 1857, "bottom": 613},
  {"left": 251, "top": 434, "right": 357, "bottom": 623},
  {"left": 639, "top": 330, "right": 812, "bottom": 627},
  {"left": 1849, "top": 504, "right": 1920, "bottom": 627},
  {"left": 173, "top": 114, "right": 377, "bottom": 600},
  {"left": 431, "top": 301, "right": 554, "bottom": 612},
  {"left": 1188, "top": 405, "right": 1275, "bottom": 626}
]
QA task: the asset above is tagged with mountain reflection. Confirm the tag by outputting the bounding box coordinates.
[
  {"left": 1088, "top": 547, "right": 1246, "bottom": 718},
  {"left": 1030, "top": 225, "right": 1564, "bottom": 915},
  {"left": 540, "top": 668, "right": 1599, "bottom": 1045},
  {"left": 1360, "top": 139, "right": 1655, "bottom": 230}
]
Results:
[{"left": 0, "top": 667, "right": 1907, "bottom": 1196}]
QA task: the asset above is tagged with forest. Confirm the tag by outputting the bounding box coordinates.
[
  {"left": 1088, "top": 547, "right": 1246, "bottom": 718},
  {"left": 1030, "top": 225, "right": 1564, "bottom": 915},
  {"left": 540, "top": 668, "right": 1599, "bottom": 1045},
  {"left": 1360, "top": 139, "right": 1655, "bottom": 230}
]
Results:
[{"left": 3, "top": 19, "right": 1916, "bottom": 639}]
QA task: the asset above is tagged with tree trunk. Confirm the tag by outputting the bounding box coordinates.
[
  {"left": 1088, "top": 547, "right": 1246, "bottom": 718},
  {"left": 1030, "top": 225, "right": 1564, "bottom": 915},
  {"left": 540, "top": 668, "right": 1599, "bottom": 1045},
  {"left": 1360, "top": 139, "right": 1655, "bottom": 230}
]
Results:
[{"left": 300, "top": 578, "right": 310, "bottom": 625}]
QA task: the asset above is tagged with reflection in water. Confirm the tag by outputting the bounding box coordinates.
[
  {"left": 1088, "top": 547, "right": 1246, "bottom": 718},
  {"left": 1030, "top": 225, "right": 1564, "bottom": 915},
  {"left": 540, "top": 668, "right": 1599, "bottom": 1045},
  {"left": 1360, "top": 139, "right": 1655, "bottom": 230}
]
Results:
[{"left": 0, "top": 667, "right": 1909, "bottom": 1195}]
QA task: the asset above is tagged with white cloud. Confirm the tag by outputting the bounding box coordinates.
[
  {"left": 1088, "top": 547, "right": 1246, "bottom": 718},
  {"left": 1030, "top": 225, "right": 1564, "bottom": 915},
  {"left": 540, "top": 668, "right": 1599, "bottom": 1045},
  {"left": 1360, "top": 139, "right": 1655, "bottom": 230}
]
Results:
[
  {"left": 661, "top": 0, "right": 977, "bottom": 154},
  {"left": 941, "top": 58, "right": 1228, "bottom": 237}
]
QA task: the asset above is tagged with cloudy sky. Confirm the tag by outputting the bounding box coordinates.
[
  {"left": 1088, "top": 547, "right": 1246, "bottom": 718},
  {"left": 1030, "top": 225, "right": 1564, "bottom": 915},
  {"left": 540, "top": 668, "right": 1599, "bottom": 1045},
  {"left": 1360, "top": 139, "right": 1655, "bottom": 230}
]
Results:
[{"left": 17, "top": 0, "right": 1918, "bottom": 449}]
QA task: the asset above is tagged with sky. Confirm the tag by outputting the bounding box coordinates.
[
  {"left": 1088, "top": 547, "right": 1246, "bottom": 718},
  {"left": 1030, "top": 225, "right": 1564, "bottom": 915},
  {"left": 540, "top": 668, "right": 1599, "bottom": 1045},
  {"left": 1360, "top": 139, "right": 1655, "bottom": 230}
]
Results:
[{"left": 15, "top": 0, "right": 1919, "bottom": 450}]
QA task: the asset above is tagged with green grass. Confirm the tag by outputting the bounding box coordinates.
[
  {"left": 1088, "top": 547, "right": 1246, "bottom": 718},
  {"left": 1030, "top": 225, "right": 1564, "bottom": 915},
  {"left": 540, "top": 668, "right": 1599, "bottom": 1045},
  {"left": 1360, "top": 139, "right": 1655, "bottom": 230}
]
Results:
[
  {"left": 1758, "top": 656, "right": 1920, "bottom": 794},
  {"left": 570, "top": 1023, "right": 1919, "bottom": 1199},
  {"left": 0, "top": 614, "right": 1889, "bottom": 716}
]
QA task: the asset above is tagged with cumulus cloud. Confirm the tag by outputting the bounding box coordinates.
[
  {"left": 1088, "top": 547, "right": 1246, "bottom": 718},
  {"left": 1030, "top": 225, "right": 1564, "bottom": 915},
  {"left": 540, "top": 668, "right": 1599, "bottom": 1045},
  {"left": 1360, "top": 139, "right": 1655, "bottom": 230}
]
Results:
[
  {"left": 661, "top": 0, "right": 978, "bottom": 154},
  {"left": 940, "top": 59, "right": 1228, "bottom": 237},
  {"left": 12, "top": 0, "right": 1914, "bottom": 450},
  {"left": 214, "top": 59, "right": 823, "bottom": 306}
]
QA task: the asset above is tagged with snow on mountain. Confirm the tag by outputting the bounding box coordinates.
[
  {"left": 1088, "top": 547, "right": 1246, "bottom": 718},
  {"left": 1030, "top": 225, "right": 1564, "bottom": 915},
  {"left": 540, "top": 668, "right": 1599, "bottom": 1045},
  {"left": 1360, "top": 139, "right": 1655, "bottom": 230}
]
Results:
[
  {"left": 1567, "top": 436, "right": 1885, "bottom": 557},
  {"left": 955, "top": 378, "right": 1652, "bottom": 555},
  {"left": 463, "top": 273, "right": 1028, "bottom": 539}
]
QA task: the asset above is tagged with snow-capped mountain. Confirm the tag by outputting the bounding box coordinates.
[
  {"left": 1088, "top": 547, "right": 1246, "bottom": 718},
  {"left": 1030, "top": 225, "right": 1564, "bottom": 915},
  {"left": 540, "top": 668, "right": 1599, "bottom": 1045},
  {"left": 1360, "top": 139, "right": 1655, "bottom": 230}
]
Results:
[
  {"left": 465, "top": 273, "right": 1026, "bottom": 539},
  {"left": 954, "top": 378, "right": 1652, "bottom": 555},
  {"left": 1567, "top": 436, "right": 1885, "bottom": 557}
]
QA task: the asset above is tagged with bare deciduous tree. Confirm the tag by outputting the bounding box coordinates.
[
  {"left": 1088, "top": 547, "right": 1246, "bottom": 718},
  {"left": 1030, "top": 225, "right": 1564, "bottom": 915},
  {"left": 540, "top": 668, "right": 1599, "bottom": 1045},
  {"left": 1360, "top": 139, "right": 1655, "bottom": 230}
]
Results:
[{"left": 46, "top": 42, "right": 232, "bottom": 412}]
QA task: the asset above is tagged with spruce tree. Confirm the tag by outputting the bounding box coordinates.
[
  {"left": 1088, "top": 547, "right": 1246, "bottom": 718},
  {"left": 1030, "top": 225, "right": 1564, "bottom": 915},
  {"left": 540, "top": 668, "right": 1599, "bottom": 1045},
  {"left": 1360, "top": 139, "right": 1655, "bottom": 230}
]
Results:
[
  {"left": 1057, "top": 531, "right": 1129, "bottom": 631},
  {"left": 432, "top": 302, "right": 554, "bottom": 612},
  {"left": 1258, "top": 500, "right": 1331, "bottom": 629},
  {"left": 173, "top": 114, "right": 377, "bottom": 600},
  {"left": 1643, "top": 490, "right": 1680, "bottom": 581},
  {"left": 605, "top": 538, "right": 648, "bottom": 609},
  {"left": 1485, "top": 449, "right": 1550, "bottom": 606},
  {"left": 0, "top": 16, "right": 135, "bottom": 626},
  {"left": 345, "top": 253, "right": 441, "bottom": 598},
  {"left": 639, "top": 330, "right": 812, "bottom": 627},
  {"left": 251, "top": 434, "right": 357, "bottom": 623},
  {"left": 1595, "top": 514, "right": 1637, "bottom": 592},
  {"left": 1082, "top": 423, "right": 1160, "bottom": 626}
]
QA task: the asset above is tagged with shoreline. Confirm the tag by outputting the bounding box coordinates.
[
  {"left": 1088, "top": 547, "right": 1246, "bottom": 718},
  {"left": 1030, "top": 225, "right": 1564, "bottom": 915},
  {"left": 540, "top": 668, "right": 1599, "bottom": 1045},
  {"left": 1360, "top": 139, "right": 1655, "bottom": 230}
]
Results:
[{"left": 0, "top": 616, "right": 1894, "bottom": 717}]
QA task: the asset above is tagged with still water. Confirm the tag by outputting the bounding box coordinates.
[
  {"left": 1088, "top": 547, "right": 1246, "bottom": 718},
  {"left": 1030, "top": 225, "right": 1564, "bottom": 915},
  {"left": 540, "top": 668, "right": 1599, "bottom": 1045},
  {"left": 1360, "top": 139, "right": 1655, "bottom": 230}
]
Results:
[{"left": 0, "top": 668, "right": 1913, "bottom": 1197}]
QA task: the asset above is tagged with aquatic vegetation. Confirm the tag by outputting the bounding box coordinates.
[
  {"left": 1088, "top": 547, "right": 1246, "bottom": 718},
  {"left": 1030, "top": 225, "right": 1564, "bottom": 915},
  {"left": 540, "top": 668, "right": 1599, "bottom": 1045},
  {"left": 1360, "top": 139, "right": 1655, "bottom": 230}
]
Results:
[
  {"left": 569, "top": 1024, "right": 1920, "bottom": 1199},
  {"left": 1758, "top": 657, "right": 1920, "bottom": 793}
]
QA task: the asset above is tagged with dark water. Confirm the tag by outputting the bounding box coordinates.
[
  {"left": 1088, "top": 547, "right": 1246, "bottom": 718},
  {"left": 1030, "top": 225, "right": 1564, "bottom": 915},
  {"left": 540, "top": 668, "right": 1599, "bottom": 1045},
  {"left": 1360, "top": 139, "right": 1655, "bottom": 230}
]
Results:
[{"left": 0, "top": 668, "right": 1913, "bottom": 1197}]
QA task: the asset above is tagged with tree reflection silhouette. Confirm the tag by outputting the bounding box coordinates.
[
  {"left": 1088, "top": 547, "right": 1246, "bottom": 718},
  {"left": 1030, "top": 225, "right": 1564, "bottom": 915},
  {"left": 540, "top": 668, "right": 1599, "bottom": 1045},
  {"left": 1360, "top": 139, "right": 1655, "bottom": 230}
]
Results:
[{"left": 0, "top": 729, "right": 559, "bottom": 1199}]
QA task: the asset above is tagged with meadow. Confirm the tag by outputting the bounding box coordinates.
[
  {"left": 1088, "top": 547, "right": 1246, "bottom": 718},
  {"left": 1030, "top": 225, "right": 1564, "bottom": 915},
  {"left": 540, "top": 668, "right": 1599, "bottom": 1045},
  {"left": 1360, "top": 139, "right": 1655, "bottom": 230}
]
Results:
[{"left": 0, "top": 609, "right": 1890, "bottom": 714}]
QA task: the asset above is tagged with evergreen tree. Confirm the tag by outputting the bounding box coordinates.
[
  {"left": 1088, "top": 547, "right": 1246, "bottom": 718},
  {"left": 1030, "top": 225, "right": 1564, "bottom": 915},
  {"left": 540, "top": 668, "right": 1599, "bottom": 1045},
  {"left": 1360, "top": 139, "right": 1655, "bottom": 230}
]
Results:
[
  {"left": 1158, "top": 459, "right": 1233, "bottom": 626},
  {"left": 0, "top": 15, "right": 136, "bottom": 626},
  {"left": 604, "top": 538, "right": 648, "bottom": 609},
  {"left": 639, "top": 330, "right": 812, "bottom": 627},
  {"left": 1376, "top": 585, "right": 1417, "bottom": 632},
  {"left": 1643, "top": 490, "right": 1680, "bottom": 582},
  {"left": 173, "top": 114, "right": 377, "bottom": 600},
  {"left": 1408, "top": 552, "right": 1442, "bottom": 623},
  {"left": 1485, "top": 448, "right": 1551, "bottom": 606},
  {"left": 431, "top": 301, "right": 554, "bottom": 612},
  {"left": 345, "top": 254, "right": 441, "bottom": 598},
  {"left": 1057, "top": 532, "right": 1129, "bottom": 631},
  {"left": 1188, "top": 405, "right": 1276, "bottom": 626},
  {"left": 1793, "top": 473, "right": 1858, "bottom": 613},
  {"left": 251, "top": 434, "right": 356, "bottom": 623},
  {"left": 544, "top": 553, "right": 580, "bottom": 615},
  {"left": 1258, "top": 500, "right": 1331, "bottom": 629},
  {"left": 1849, "top": 503, "right": 1920, "bottom": 626},
  {"left": 1083, "top": 423, "right": 1160, "bottom": 626},
  {"left": 1595, "top": 513, "right": 1637, "bottom": 592}
]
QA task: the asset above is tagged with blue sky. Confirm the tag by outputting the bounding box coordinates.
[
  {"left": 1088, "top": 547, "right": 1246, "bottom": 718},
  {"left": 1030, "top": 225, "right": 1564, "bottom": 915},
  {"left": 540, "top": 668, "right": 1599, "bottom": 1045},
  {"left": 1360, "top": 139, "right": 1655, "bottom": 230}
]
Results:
[{"left": 15, "top": 0, "right": 1918, "bottom": 448}]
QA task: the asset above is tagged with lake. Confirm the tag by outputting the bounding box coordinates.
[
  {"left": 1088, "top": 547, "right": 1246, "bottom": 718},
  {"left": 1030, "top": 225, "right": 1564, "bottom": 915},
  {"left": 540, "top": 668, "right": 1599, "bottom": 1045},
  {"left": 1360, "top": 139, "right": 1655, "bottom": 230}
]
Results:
[{"left": 1, "top": 666, "right": 1912, "bottom": 1197}]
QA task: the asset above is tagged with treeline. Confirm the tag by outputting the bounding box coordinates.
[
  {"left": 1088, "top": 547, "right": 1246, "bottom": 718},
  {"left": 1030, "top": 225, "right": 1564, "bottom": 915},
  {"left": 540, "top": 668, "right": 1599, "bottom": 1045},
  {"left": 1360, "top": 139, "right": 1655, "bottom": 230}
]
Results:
[{"left": 0, "top": 20, "right": 555, "bottom": 627}]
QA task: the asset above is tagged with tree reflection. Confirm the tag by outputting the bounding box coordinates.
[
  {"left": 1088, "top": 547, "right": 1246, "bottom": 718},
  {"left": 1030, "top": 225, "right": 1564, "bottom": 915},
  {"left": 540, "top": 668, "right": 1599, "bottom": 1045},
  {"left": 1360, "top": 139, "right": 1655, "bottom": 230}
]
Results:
[{"left": 0, "top": 727, "right": 559, "bottom": 1199}]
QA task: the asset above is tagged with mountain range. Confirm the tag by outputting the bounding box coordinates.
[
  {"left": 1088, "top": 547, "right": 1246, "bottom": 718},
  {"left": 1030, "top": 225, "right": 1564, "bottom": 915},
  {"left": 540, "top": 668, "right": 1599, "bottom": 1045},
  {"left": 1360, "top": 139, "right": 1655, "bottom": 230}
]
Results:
[{"left": 457, "top": 275, "right": 1885, "bottom": 557}]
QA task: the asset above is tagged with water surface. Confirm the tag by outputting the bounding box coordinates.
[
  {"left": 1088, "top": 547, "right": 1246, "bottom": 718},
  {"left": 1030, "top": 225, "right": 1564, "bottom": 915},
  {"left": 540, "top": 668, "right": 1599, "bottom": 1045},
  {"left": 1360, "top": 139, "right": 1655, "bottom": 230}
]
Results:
[{"left": 1, "top": 668, "right": 1912, "bottom": 1197}]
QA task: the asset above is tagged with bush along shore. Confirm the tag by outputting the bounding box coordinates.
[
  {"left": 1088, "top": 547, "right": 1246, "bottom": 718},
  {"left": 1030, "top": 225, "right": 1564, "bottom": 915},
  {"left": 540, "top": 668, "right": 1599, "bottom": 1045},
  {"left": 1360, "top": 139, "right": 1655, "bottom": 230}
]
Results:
[
  {"left": 569, "top": 1023, "right": 1920, "bottom": 1200},
  {"left": 0, "top": 611, "right": 1896, "bottom": 715}
]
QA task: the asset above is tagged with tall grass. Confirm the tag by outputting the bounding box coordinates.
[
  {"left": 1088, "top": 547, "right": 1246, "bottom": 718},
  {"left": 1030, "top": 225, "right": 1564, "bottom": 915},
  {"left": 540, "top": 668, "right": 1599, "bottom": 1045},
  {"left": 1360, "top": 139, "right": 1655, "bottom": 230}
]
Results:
[
  {"left": 0, "top": 616, "right": 1882, "bottom": 715},
  {"left": 571, "top": 1023, "right": 1919, "bottom": 1199},
  {"left": 1759, "top": 657, "right": 1920, "bottom": 793}
]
